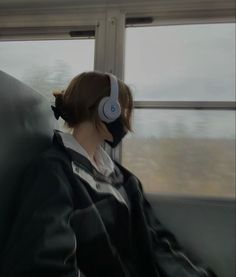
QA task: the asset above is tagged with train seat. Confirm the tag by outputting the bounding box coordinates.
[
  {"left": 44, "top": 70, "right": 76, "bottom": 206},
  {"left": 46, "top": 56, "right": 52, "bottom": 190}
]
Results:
[
  {"left": 0, "top": 70, "right": 56, "bottom": 262},
  {"left": 148, "top": 194, "right": 235, "bottom": 277}
]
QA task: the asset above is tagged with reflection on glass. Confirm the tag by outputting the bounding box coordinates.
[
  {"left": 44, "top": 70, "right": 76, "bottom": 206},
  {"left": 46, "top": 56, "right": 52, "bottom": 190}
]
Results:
[
  {"left": 125, "top": 23, "right": 235, "bottom": 101},
  {"left": 123, "top": 109, "right": 235, "bottom": 197},
  {"left": 0, "top": 39, "right": 95, "bottom": 103}
]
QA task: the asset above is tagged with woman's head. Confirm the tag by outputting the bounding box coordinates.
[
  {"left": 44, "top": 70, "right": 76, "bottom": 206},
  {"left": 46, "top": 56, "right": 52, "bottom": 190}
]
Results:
[{"left": 53, "top": 71, "right": 133, "bottom": 132}]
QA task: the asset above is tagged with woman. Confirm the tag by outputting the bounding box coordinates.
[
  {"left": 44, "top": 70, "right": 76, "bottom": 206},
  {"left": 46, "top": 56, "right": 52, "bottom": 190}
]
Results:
[{"left": 1, "top": 72, "right": 216, "bottom": 277}]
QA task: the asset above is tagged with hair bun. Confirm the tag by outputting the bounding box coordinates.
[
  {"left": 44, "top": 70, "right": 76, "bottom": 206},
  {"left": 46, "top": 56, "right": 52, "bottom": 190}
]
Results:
[{"left": 52, "top": 91, "right": 68, "bottom": 121}]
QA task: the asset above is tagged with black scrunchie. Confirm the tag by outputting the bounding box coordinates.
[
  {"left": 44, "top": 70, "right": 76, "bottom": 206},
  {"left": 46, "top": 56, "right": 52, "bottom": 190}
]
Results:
[{"left": 51, "top": 105, "right": 61, "bottom": 120}]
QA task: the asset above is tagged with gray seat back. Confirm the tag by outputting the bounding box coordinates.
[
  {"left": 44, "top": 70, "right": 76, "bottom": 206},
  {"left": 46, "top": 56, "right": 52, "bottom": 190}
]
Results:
[
  {"left": 0, "top": 70, "right": 56, "bottom": 259},
  {"left": 148, "top": 194, "right": 236, "bottom": 277}
]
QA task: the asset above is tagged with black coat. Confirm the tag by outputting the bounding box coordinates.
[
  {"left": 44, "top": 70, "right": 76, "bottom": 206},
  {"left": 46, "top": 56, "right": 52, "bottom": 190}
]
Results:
[{"left": 1, "top": 131, "right": 216, "bottom": 277}]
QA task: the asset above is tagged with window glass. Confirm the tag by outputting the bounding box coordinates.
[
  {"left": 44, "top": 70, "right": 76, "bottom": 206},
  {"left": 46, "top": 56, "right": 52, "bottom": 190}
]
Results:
[
  {"left": 122, "top": 109, "right": 235, "bottom": 197},
  {"left": 0, "top": 39, "right": 95, "bottom": 103},
  {"left": 125, "top": 23, "right": 235, "bottom": 101}
]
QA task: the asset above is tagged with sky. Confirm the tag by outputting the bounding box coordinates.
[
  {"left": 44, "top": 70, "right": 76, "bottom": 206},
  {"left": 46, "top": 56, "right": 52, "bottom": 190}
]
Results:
[{"left": 0, "top": 23, "right": 235, "bottom": 138}]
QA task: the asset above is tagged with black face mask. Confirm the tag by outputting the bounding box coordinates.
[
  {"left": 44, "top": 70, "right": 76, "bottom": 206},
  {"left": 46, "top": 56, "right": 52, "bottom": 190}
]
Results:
[{"left": 104, "top": 116, "right": 127, "bottom": 148}]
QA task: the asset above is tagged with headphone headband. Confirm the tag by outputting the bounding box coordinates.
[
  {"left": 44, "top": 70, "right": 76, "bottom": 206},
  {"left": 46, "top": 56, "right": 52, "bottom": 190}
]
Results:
[{"left": 108, "top": 74, "right": 119, "bottom": 101}]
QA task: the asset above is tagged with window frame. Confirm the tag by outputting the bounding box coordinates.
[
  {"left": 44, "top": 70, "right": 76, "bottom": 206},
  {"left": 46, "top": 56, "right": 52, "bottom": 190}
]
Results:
[{"left": 119, "top": 17, "right": 235, "bottom": 198}]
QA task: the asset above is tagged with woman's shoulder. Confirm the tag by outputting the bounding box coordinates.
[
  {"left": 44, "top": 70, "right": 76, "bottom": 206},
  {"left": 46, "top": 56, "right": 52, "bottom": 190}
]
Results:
[
  {"left": 20, "top": 144, "right": 75, "bottom": 201},
  {"left": 27, "top": 143, "right": 72, "bottom": 177}
]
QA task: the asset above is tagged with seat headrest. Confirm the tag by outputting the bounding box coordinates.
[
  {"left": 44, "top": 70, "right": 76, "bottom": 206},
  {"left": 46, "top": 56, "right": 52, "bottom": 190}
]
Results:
[{"left": 0, "top": 70, "right": 57, "bottom": 257}]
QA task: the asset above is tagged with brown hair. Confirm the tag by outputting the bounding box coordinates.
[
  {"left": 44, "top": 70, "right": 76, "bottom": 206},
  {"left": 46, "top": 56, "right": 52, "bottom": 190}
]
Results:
[{"left": 53, "top": 71, "right": 133, "bottom": 130}]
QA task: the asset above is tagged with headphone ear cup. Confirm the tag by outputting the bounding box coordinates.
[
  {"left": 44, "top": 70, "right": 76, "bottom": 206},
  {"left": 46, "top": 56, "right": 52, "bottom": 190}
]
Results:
[
  {"left": 98, "top": 97, "right": 110, "bottom": 122},
  {"left": 98, "top": 74, "right": 121, "bottom": 123},
  {"left": 104, "top": 99, "right": 121, "bottom": 121},
  {"left": 98, "top": 97, "right": 121, "bottom": 123}
]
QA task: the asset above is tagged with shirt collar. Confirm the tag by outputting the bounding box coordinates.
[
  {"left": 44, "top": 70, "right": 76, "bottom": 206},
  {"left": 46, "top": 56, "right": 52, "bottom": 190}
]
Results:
[{"left": 58, "top": 131, "right": 114, "bottom": 177}]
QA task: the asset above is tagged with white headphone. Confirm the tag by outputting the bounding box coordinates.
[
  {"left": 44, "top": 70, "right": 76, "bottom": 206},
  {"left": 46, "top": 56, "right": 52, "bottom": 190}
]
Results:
[{"left": 98, "top": 73, "right": 121, "bottom": 123}]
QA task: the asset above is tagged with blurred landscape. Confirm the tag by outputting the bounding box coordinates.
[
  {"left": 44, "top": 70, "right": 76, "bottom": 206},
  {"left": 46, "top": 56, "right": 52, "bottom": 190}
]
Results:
[{"left": 123, "top": 137, "right": 235, "bottom": 197}]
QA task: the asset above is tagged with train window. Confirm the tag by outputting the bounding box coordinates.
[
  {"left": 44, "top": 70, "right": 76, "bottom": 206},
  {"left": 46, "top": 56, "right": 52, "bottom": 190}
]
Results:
[
  {"left": 123, "top": 109, "right": 235, "bottom": 197},
  {"left": 0, "top": 39, "right": 95, "bottom": 103},
  {"left": 125, "top": 23, "right": 235, "bottom": 101},
  {"left": 123, "top": 23, "right": 235, "bottom": 197}
]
